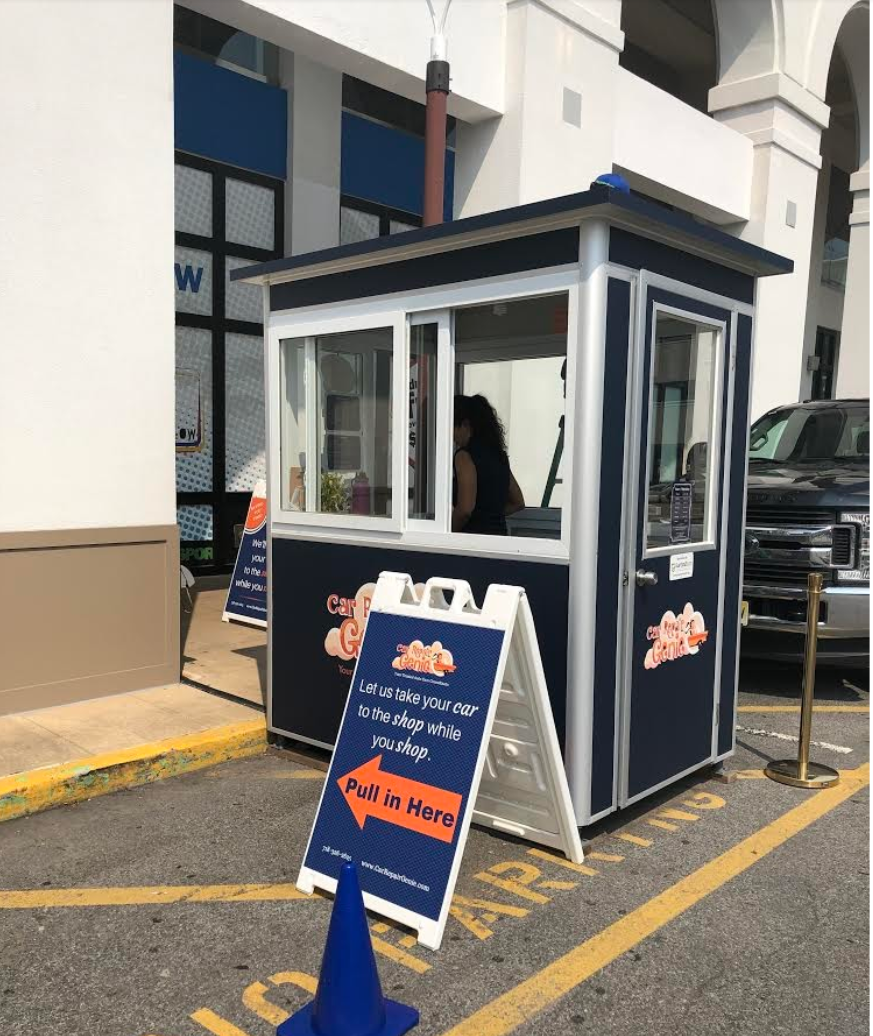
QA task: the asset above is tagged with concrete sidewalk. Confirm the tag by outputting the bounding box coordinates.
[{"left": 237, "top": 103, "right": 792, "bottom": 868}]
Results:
[
  {"left": 0, "top": 683, "right": 266, "bottom": 822},
  {"left": 182, "top": 580, "right": 266, "bottom": 708}
]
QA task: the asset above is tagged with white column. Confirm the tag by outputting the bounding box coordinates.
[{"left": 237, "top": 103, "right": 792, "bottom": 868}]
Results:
[
  {"left": 0, "top": 0, "right": 176, "bottom": 530},
  {"left": 836, "top": 168, "right": 870, "bottom": 397},
  {"left": 280, "top": 52, "right": 342, "bottom": 256},
  {"left": 710, "top": 78, "right": 829, "bottom": 420},
  {"left": 453, "top": 0, "right": 623, "bottom": 217}
]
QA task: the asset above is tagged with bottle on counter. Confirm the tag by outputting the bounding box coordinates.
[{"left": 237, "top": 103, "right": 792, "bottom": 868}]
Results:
[{"left": 351, "top": 471, "right": 370, "bottom": 515}]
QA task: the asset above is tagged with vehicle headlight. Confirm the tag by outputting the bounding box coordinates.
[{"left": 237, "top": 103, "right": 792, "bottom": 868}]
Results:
[{"left": 837, "top": 511, "right": 870, "bottom": 584}]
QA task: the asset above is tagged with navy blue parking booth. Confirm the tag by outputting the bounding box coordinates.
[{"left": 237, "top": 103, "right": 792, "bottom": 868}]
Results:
[{"left": 234, "top": 184, "right": 791, "bottom": 825}]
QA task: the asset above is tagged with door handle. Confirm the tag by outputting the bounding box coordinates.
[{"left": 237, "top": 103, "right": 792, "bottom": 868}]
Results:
[{"left": 635, "top": 569, "right": 659, "bottom": 587}]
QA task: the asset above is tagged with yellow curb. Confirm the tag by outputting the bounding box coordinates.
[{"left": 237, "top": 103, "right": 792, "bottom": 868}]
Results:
[{"left": 0, "top": 718, "right": 267, "bottom": 824}]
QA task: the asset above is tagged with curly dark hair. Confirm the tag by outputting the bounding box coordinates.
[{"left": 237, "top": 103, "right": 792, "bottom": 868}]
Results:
[{"left": 454, "top": 394, "right": 508, "bottom": 459}]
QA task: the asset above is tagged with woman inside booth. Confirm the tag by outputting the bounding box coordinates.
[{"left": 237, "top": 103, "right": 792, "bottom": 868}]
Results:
[{"left": 452, "top": 394, "right": 525, "bottom": 535}]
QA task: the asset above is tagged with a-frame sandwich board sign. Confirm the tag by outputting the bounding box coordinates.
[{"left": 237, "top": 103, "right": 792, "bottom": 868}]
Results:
[{"left": 297, "top": 572, "right": 583, "bottom": 951}]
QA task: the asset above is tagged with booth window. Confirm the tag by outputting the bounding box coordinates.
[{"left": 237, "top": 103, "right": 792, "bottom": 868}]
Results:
[
  {"left": 453, "top": 293, "right": 569, "bottom": 540},
  {"left": 646, "top": 312, "right": 719, "bottom": 550},
  {"left": 280, "top": 328, "right": 393, "bottom": 518}
]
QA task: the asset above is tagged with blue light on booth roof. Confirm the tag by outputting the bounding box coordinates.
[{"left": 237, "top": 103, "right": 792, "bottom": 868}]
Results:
[{"left": 593, "top": 172, "right": 631, "bottom": 193}]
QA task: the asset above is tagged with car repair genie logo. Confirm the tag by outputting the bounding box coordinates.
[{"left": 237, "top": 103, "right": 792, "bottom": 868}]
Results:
[
  {"left": 324, "top": 584, "right": 375, "bottom": 663},
  {"left": 644, "top": 603, "right": 709, "bottom": 669},
  {"left": 392, "top": 641, "right": 456, "bottom": 676}
]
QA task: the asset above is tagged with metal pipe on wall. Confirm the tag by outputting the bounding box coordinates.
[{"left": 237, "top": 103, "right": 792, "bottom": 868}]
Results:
[{"left": 423, "top": 0, "right": 452, "bottom": 227}]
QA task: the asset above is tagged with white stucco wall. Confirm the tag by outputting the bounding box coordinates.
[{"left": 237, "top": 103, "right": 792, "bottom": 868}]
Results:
[
  {"left": 179, "top": 0, "right": 505, "bottom": 122},
  {"left": 455, "top": 0, "right": 623, "bottom": 216},
  {"left": 0, "top": 0, "right": 176, "bottom": 532},
  {"left": 614, "top": 69, "right": 752, "bottom": 224}
]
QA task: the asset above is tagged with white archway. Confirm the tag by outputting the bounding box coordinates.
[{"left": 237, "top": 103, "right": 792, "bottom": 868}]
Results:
[{"left": 711, "top": 0, "right": 781, "bottom": 85}]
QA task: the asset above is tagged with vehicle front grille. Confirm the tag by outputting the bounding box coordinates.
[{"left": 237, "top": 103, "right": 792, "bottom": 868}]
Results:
[
  {"left": 743, "top": 504, "right": 838, "bottom": 587},
  {"left": 745, "top": 505, "right": 834, "bottom": 526},
  {"left": 743, "top": 562, "right": 833, "bottom": 587}
]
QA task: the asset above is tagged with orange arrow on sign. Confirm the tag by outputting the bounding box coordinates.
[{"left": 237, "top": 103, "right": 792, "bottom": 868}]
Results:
[{"left": 337, "top": 755, "right": 463, "bottom": 844}]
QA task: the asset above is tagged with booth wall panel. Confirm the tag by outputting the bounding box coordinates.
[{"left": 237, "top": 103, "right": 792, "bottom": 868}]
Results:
[
  {"left": 270, "top": 537, "right": 569, "bottom": 748},
  {"left": 269, "top": 229, "right": 579, "bottom": 311},
  {"left": 609, "top": 229, "right": 754, "bottom": 305},
  {"left": 0, "top": 526, "right": 180, "bottom": 716},
  {"left": 718, "top": 313, "right": 753, "bottom": 755},
  {"left": 590, "top": 278, "right": 631, "bottom": 816}
]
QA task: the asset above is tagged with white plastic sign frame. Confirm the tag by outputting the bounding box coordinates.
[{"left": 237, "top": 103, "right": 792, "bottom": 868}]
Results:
[{"left": 297, "top": 572, "right": 583, "bottom": 950}]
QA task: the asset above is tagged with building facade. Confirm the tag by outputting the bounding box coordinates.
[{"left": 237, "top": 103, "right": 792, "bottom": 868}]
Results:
[{"left": 0, "top": 0, "right": 868, "bottom": 713}]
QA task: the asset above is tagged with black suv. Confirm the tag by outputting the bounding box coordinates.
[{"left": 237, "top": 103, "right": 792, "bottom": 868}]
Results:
[{"left": 742, "top": 398, "right": 869, "bottom": 665}]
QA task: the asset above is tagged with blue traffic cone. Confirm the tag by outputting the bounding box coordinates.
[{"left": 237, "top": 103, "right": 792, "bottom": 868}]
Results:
[{"left": 278, "top": 862, "right": 419, "bottom": 1036}]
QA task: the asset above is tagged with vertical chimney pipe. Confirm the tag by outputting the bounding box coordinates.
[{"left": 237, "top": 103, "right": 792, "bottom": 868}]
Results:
[{"left": 423, "top": 58, "right": 450, "bottom": 227}]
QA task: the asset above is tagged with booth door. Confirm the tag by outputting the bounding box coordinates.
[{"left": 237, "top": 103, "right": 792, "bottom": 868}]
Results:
[{"left": 622, "top": 284, "right": 734, "bottom": 804}]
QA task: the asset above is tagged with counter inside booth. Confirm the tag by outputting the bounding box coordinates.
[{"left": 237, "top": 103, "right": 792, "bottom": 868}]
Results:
[{"left": 234, "top": 182, "right": 792, "bottom": 826}]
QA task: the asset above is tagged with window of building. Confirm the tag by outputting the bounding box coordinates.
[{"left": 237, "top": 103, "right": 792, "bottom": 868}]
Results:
[
  {"left": 339, "top": 197, "right": 422, "bottom": 246},
  {"left": 174, "top": 153, "right": 283, "bottom": 569},
  {"left": 174, "top": 5, "right": 279, "bottom": 83},
  {"left": 339, "top": 73, "right": 454, "bottom": 243},
  {"left": 342, "top": 75, "right": 457, "bottom": 147},
  {"left": 821, "top": 166, "right": 851, "bottom": 289},
  {"left": 811, "top": 327, "right": 841, "bottom": 400}
]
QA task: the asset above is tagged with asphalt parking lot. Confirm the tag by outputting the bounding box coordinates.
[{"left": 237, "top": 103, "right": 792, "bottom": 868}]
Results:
[{"left": 0, "top": 662, "right": 868, "bottom": 1036}]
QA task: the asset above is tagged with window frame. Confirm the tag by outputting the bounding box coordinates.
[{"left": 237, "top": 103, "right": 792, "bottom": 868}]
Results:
[
  {"left": 641, "top": 302, "right": 726, "bottom": 560},
  {"left": 272, "top": 308, "right": 407, "bottom": 532},
  {"left": 268, "top": 265, "right": 579, "bottom": 560}
]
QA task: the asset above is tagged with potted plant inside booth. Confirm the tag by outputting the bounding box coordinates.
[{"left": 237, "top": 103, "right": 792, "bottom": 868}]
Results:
[{"left": 320, "top": 471, "right": 350, "bottom": 514}]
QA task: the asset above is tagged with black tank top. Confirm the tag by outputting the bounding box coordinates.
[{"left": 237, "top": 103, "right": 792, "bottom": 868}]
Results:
[{"left": 453, "top": 440, "right": 510, "bottom": 535}]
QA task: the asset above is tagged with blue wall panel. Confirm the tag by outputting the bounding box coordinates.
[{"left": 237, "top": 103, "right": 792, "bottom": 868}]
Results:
[
  {"left": 341, "top": 112, "right": 454, "bottom": 220},
  {"left": 174, "top": 52, "right": 287, "bottom": 179}
]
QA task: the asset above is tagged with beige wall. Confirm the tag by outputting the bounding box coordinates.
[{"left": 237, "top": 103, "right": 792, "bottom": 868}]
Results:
[{"left": 0, "top": 527, "right": 179, "bottom": 717}]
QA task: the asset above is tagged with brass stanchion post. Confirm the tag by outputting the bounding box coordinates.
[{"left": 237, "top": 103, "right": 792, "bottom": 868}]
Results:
[{"left": 765, "top": 573, "right": 840, "bottom": 789}]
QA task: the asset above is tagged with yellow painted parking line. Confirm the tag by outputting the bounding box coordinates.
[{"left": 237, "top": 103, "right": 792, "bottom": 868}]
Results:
[
  {"left": 656, "top": 808, "right": 700, "bottom": 823},
  {"left": 646, "top": 818, "right": 679, "bottom": 831},
  {"left": 733, "top": 769, "right": 767, "bottom": 779},
  {"left": 190, "top": 1008, "right": 251, "bottom": 1036},
  {"left": 615, "top": 833, "right": 653, "bottom": 847},
  {"left": 370, "top": 934, "right": 431, "bottom": 974},
  {"left": 439, "top": 764, "right": 869, "bottom": 1036},
  {"left": 527, "top": 848, "right": 598, "bottom": 876},
  {"left": 737, "top": 705, "right": 868, "bottom": 713},
  {"left": 0, "top": 882, "right": 309, "bottom": 909}
]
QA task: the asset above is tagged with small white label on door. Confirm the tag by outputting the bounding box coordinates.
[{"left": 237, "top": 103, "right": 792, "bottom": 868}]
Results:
[{"left": 669, "top": 552, "right": 694, "bottom": 581}]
